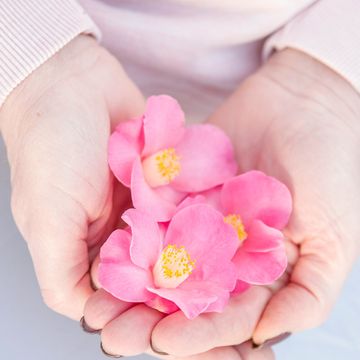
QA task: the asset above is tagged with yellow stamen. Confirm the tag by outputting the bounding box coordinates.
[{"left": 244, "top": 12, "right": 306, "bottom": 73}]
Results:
[
  {"left": 142, "top": 148, "right": 181, "bottom": 187},
  {"left": 224, "top": 214, "right": 248, "bottom": 242},
  {"left": 155, "top": 148, "right": 181, "bottom": 182},
  {"left": 153, "top": 244, "right": 195, "bottom": 288}
]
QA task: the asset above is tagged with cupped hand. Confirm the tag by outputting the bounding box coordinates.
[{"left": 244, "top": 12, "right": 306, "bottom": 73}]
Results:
[
  {"left": 148, "top": 48, "right": 360, "bottom": 356},
  {"left": 0, "top": 35, "right": 145, "bottom": 320},
  {"left": 207, "top": 48, "right": 360, "bottom": 345},
  {"left": 83, "top": 48, "right": 360, "bottom": 359}
]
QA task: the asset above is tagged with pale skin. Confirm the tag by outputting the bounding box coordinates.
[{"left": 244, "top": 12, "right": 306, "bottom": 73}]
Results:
[{"left": 1, "top": 34, "right": 360, "bottom": 359}]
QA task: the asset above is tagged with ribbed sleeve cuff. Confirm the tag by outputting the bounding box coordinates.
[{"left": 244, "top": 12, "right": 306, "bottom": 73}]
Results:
[
  {"left": 0, "top": 0, "right": 100, "bottom": 106},
  {"left": 263, "top": 0, "right": 360, "bottom": 94}
]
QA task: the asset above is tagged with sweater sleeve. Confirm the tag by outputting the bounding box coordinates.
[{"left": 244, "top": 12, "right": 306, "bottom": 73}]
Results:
[
  {"left": 0, "top": 0, "right": 100, "bottom": 106},
  {"left": 263, "top": 0, "right": 360, "bottom": 93}
]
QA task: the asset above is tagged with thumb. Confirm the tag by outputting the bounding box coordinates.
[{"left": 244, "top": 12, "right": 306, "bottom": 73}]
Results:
[
  {"left": 88, "top": 46, "right": 145, "bottom": 129},
  {"left": 252, "top": 233, "right": 352, "bottom": 345}
]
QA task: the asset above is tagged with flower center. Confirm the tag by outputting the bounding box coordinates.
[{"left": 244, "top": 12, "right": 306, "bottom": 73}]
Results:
[
  {"left": 142, "top": 148, "right": 181, "bottom": 187},
  {"left": 156, "top": 148, "right": 181, "bottom": 181},
  {"left": 224, "top": 214, "right": 247, "bottom": 242},
  {"left": 153, "top": 244, "right": 195, "bottom": 289}
]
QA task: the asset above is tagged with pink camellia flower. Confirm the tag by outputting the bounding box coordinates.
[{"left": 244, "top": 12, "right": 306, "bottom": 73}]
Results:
[
  {"left": 99, "top": 204, "right": 239, "bottom": 319},
  {"left": 108, "top": 95, "right": 237, "bottom": 221},
  {"left": 201, "top": 170, "right": 292, "bottom": 285}
]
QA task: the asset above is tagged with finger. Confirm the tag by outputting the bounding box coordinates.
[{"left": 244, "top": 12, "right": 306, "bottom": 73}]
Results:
[
  {"left": 96, "top": 52, "right": 145, "bottom": 128},
  {"left": 14, "top": 186, "right": 96, "bottom": 320},
  {"left": 252, "top": 234, "right": 351, "bottom": 345},
  {"left": 151, "top": 286, "right": 272, "bottom": 357},
  {"left": 175, "top": 346, "right": 243, "bottom": 360},
  {"left": 236, "top": 341, "right": 275, "bottom": 360},
  {"left": 173, "top": 342, "right": 274, "bottom": 360},
  {"left": 101, "top": 304, "right": 164, "bottom": 357},
  {"left": 83, "top": 289, "right": 133, "bottom": 331}
]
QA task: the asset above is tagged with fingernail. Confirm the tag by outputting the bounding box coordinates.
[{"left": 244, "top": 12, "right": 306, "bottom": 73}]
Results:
[
  {"left": 150, "top": 338, "right": 169, "bottom": 356},
  {"left": 100, "top": 342, "right": 123, "bottom": 358},
  {"left": 80, "top": 316, "right": 101, "bottom": 334},
  {"left": 252, "top": 332, "right": 291, "bottom": 349}
]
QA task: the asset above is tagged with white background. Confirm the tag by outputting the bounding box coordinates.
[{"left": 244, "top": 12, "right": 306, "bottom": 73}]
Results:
[{"left": 1, "top": 137, "right": 359, "bottom": 360}]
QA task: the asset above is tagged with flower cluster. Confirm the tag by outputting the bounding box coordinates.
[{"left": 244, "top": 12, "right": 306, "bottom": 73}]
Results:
[{"left": 99, "top": 95, "right": 292, "bottom": 319}]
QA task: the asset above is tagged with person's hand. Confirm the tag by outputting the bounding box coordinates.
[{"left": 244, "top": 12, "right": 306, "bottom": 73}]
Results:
[
  {"left": 0, "top": 35, "right": 145, "bottom": 320},
  {"left": 145, "top": 48, "right": 359, "bottom": 355},
  {"left": 82, "top": 286, "right": 275, "bottom": 359},
  {"left": 81, "top": 48, "right": 360, "bottom": 359}
]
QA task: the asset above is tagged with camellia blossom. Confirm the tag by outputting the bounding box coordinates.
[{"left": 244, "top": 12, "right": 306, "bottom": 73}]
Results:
[
  {"left": 199, "top": 170, "right": 292, "bottom": 284},
  {"left": 103, "top": 94, "right": 292, "bottom": 319},
  {"left": 108, "top": 95, "right": 237, "bottom": 221},
  {"left": 99, "top": 205, "right": 240, "bottom": 319}
]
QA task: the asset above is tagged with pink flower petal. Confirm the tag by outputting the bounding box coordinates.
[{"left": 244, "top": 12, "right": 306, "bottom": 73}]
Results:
[
  {"left": 99, "top": 229, "right": 131, "bottom": 263},
  {"left": 155, "top": 185, "right": 186, "bottom": 205},
  {"left": 172, "top": 125, "right": 238, "bottom": 192},
  {"left": 221, "top": 171, "right": 292, "bottom": 229},
  {"left": 99, "top": 229, "right": 153, "bottom": 302},
  {"left": 175, "top": 195, "right": 207, "bottom": 213},
  {"left": 145, "top": 296, "right": 179, "bottom": 314},
  {"left": 233, "top": 244, "right": 287, "bottom": 285},
  {"left": 242, "top": 220, "right": 285, "bottom": 253},
  {"left": 142, "top": 95, "right": 185, "bottom": 157},
  {"left": 99, "top": 262, "right": 153, "bottom": 302},
  {"left": 131, "top": 158, "right": 178, "bottom": 222},
  {"left": 108, "top": 118, "right": 144, "bottom": 186},
  {"left": 122, "top": 208, "right": 163, "bottom": 270},
  {"left": 203, "top": 289, "right": 230, "bottom": 313},
  {"left": 164, "top": 204, "right": 239, "bottom": 281},
  {"left": 147, "top": 281, "right": 219, "bottom": 319},
  {"left": 200, "top": 186, "right": 222, "bottom": 212},
  {"left": 231, "top": 280, "right": 251, "bottom": 296},
  {"left": 197, "top": 261, "right": 237, "bottom": 290}
]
